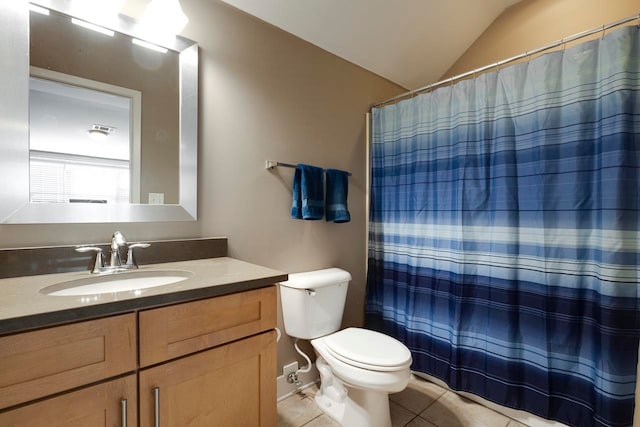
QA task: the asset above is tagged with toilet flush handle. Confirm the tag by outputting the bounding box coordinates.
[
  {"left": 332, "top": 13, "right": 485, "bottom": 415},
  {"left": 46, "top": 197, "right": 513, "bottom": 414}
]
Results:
[{"left": 305, "top": 289, "right": 316, "bottom": 296}]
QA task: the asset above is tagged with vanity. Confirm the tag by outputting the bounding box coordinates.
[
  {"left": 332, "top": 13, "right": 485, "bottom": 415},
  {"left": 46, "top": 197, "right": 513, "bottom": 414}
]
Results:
[{"left": 0, "top": 250, "right": 286, "bottom": 426}]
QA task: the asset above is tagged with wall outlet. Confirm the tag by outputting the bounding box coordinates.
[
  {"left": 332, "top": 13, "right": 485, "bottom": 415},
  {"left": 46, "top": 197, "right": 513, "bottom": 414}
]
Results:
[
  {"left": 283, "top": 361, "right": 298, "bottom": 377},
  {"left": 148, "top": 192, "right": 164, "bottom": 204}
]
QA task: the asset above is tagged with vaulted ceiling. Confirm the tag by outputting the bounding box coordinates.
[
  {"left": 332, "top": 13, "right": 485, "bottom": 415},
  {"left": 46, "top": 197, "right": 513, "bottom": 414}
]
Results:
[{"left": 219, "top": 0, "right": 521, "bottom": 89}]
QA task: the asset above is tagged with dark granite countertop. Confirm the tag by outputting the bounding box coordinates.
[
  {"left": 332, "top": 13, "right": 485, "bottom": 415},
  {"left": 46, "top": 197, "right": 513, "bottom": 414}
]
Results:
[{"left": 0, "top": 257, "right": 287, "bottom": 335}]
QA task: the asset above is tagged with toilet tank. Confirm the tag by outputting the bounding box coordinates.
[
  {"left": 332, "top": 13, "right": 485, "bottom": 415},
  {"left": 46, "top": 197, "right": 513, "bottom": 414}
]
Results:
[{"left": 279, "top": 268, "right": 351, "bottom": 339}]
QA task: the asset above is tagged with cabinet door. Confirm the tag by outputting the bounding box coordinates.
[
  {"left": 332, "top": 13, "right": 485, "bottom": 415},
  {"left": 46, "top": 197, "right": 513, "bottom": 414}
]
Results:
[
  {"left": 0, "top": 313, "right": 136, "bottom": 409},
  {"left": 0, "top": 374, "right": 136, "bottom": 427},
  {"left": 140, "top": 330, "right": 276, "bottom": 427}
]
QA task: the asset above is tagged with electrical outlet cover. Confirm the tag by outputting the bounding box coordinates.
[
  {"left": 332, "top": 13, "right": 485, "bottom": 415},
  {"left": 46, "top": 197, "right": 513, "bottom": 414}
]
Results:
[
  {"left": 148, "top": 192, "right": 164, "bottom": 204},
  {"left": 283, "top": 361, "right": 298, "bottom": 376}
]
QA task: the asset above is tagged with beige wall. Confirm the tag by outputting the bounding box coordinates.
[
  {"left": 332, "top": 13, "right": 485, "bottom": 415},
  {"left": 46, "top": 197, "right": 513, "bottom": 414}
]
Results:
[
  {"left": 442, "top": 0, "right": 639, "bottom": 80},
  {"left": 0, "top": 1, "right": 402, "bottom": 376},
  {"left": 181, "top": 0, "right": 402, "bottom": 371}
]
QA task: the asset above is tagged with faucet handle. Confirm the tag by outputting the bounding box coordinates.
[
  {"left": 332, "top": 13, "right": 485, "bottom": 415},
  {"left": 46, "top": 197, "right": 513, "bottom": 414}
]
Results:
[
  {"left": 125, "top": 243, "right": 150, "bottom": 268},
  {"left": 75, "top": 246, "right": 105, "bottom": 273}
]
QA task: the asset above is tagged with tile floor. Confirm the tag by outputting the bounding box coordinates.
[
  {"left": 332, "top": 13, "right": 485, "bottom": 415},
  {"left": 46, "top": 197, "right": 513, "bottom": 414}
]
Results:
[{"left": 277, "top": 375, "right": 529, "bottom": 427}]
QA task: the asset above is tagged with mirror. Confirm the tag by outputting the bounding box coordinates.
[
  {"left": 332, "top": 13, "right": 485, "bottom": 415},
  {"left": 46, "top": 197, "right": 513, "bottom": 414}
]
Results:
[{"left": 0, "top": 1, "right": 197, "bottom": 223}]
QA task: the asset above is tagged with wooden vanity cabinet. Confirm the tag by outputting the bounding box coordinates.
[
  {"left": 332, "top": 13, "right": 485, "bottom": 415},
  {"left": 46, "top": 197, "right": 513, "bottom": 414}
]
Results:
[
  {"left": 138, "top": 285, "right": 277, "bottom": 426},
  {"left": 0, "top": 285, "right": 277, "bottom": 427}
]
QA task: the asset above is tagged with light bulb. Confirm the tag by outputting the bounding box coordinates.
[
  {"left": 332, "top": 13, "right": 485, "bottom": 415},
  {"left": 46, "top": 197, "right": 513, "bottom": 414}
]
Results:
[
  {"left": 140, "top": 0, "right": 189, "bottom": 46},
  {"left": 70, "top": 0, "right": 125, "bottom": 27}
]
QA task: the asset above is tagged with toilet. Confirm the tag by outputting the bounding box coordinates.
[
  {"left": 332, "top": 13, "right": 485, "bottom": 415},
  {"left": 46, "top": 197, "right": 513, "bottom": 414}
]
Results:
[{"left": 279, "top": 268, "right": 412, "bottom": 427}]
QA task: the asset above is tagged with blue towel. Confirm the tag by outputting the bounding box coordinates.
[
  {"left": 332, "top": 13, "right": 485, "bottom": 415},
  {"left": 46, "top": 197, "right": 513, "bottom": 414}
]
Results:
[
  {"left": 291, "top": 164, "right": 324, "bottom": 220},
  {"left": 325, "top": 169, "right": 350, "bottom": 223},
  {"left": 291, "top": 168, "right": 303, "bottom": 219}
]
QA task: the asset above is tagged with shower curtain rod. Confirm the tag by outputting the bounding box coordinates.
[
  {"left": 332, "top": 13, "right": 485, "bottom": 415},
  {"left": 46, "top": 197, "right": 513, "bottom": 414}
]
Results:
[{"left": 370, "top": 12, "right": 640, "bottom": 109}]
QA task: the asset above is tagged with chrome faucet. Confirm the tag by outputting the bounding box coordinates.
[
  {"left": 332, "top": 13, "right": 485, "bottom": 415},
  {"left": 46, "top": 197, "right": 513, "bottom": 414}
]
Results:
[
  {"left": 110, "top": 231, "right": 127, "bottom": 267},
  {"left": 75, "top": 231, "right": 150, "bottom": 274}
]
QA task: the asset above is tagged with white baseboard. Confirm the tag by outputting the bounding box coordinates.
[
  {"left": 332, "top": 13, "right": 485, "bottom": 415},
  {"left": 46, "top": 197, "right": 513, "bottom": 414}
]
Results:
[{"left": 277, "top": 364, "right": 319, "bottom": 401}]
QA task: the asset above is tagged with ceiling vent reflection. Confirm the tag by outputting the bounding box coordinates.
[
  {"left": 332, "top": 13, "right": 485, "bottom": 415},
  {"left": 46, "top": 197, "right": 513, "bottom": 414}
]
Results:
[{"left": 88, "top": 124, "right": 116, "bottom": 141}]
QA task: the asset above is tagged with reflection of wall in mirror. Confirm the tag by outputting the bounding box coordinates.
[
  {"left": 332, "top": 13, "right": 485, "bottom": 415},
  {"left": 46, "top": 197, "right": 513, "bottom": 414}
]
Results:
[{"left": 29, "top": 10, "right": 180, "bottom": 205}]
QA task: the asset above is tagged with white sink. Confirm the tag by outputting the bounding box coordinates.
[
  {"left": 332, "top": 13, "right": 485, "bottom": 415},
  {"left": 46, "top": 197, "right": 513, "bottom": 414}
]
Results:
[{"left": 40, "top": 270, "right": 193, "bottom": 296}]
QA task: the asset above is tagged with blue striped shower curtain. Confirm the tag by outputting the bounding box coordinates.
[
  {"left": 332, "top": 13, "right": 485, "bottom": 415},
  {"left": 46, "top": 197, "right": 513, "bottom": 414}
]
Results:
[{"left": 366, "top": 26, "right": 640, "bottom": 427}]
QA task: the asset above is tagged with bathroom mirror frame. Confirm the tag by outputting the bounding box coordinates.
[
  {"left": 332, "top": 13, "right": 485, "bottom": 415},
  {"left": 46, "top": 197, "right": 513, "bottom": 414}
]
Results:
[{"left": 0, "top": 1, "right": 198, "bottom": 223}]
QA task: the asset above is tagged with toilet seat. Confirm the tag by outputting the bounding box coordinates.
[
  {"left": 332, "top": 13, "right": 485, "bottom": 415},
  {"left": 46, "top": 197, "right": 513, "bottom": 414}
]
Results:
[
  {"left": 312, "top": 331, "right": 412, "bottom": 394},
  {"left": 323, "top": 328, "right": 412, "bottom": 372}
]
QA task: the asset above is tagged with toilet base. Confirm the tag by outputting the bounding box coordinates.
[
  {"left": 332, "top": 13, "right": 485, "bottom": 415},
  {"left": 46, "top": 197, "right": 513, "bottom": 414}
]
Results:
[{"left": 315, "top": 356, "right": 392, "bottom": 427}]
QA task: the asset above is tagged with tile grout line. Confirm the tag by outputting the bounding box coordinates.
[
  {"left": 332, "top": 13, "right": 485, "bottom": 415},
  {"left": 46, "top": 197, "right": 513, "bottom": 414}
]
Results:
[
  {"left": 401, "top": 413, "right": 420, "bottom": 427},
  {"left": 412, "top": 389, "right": 448, "bottom": 426},
  {"left": 299, "top": 413, "right": 323, "bottom": 427},
  {"left": 389, "top": 387, "right": 448, "bottom": 427},
  {"left": 420, "top": 389, "right": 448, "bottom": 413}
]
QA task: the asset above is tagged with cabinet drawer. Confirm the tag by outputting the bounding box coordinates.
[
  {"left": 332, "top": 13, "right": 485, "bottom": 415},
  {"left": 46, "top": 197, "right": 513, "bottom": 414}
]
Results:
[
  {"left": 139, "top": 286, "right": 276, "bottom": 367},
  {"left": 0, "top": 374, "right": 137, "bottom": 426},
  {"left": 0, "top": 313, "right": 136, "bottom": 410}
]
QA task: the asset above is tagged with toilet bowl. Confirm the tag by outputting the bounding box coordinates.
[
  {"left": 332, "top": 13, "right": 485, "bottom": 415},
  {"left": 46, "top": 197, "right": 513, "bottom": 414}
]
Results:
[
  {"left": 311, "top": 328, "right": 412, "bottom": 427},
  {"left": 279, "top": 268, "right": 412, "bottom": 427}
]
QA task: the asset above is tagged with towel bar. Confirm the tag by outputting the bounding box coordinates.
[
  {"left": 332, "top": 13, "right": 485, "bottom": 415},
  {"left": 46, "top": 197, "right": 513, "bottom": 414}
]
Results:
[{"left": 265, "top": 160, "right": 351, "bottom": 176}]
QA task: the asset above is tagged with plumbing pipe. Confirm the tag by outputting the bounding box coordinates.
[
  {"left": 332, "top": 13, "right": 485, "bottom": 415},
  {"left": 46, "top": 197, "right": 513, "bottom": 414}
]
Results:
[{"left": 294, "top": 338, "right": 312, "bottom": 374}]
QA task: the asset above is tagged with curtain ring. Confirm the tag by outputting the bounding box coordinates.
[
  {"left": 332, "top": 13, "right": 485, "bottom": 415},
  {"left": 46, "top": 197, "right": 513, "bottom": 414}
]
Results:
[{"left": 601, "top": 24, "right": 606, "bottom": 39}]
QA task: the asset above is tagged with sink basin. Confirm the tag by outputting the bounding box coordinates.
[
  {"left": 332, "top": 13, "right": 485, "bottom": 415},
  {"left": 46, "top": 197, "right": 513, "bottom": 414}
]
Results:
[{"left": 40, "top": 270, "right": 193, "bottom": 296}]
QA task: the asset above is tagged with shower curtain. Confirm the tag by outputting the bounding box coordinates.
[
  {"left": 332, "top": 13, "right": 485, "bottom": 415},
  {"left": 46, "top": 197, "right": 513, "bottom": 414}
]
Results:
[{"left": 366, "top": 25, "right": 640, "bottom": 427}]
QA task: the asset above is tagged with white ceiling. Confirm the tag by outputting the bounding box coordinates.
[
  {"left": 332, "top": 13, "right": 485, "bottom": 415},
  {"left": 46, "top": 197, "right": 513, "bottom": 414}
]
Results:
[
  {"left": 220, "top": 0, "right": 521, "bottom": 90},
  {"left": 30, "top": 79, "right": 130, "bottom": 160}
]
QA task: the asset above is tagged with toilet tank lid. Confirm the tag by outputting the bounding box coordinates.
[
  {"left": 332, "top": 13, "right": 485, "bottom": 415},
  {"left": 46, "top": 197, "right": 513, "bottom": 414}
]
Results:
[{"left": 280, "top": 268, "right": 352, "bottom": 289}]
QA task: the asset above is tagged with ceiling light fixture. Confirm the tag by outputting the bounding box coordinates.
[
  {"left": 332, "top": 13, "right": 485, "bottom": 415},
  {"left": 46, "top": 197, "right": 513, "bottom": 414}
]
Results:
[
  {"left": 29, "top": 4, "right": 50, "bottom": 15},
  {"left": 144, "top": 0, "right": 188, "bottom": 33},
  {"left": 139, "top": 0, "right": 189, "bottom": 47},
  {"left": 70, "top": 0, "right": 124, "bottom": 27},
  {"left": 71, "top": 18, "right": 115, "bottom": 37},
  {"left": 132, "top": 38, "right": 168, "bottom": 54}
]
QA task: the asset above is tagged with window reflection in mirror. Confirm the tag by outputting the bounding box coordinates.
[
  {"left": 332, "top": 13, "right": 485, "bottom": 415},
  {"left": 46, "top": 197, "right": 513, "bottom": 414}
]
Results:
[
  {"left": 29, "top": 7, "right": 180, "bottom": 205},
  {"left": 29, "top": 74, "right": 137, "bottom": 204}
]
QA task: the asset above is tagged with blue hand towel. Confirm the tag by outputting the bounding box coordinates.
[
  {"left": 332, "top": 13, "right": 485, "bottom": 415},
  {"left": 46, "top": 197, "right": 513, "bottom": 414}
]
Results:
[
  {"left": 325, "top": 169, "right": 350, "bottom": 223},
  {"left": 291, "top": 167, "right": 303, "bottom": 219},
  {"left": 291, "top": 164, "right": 324, "bottom": 220}
]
